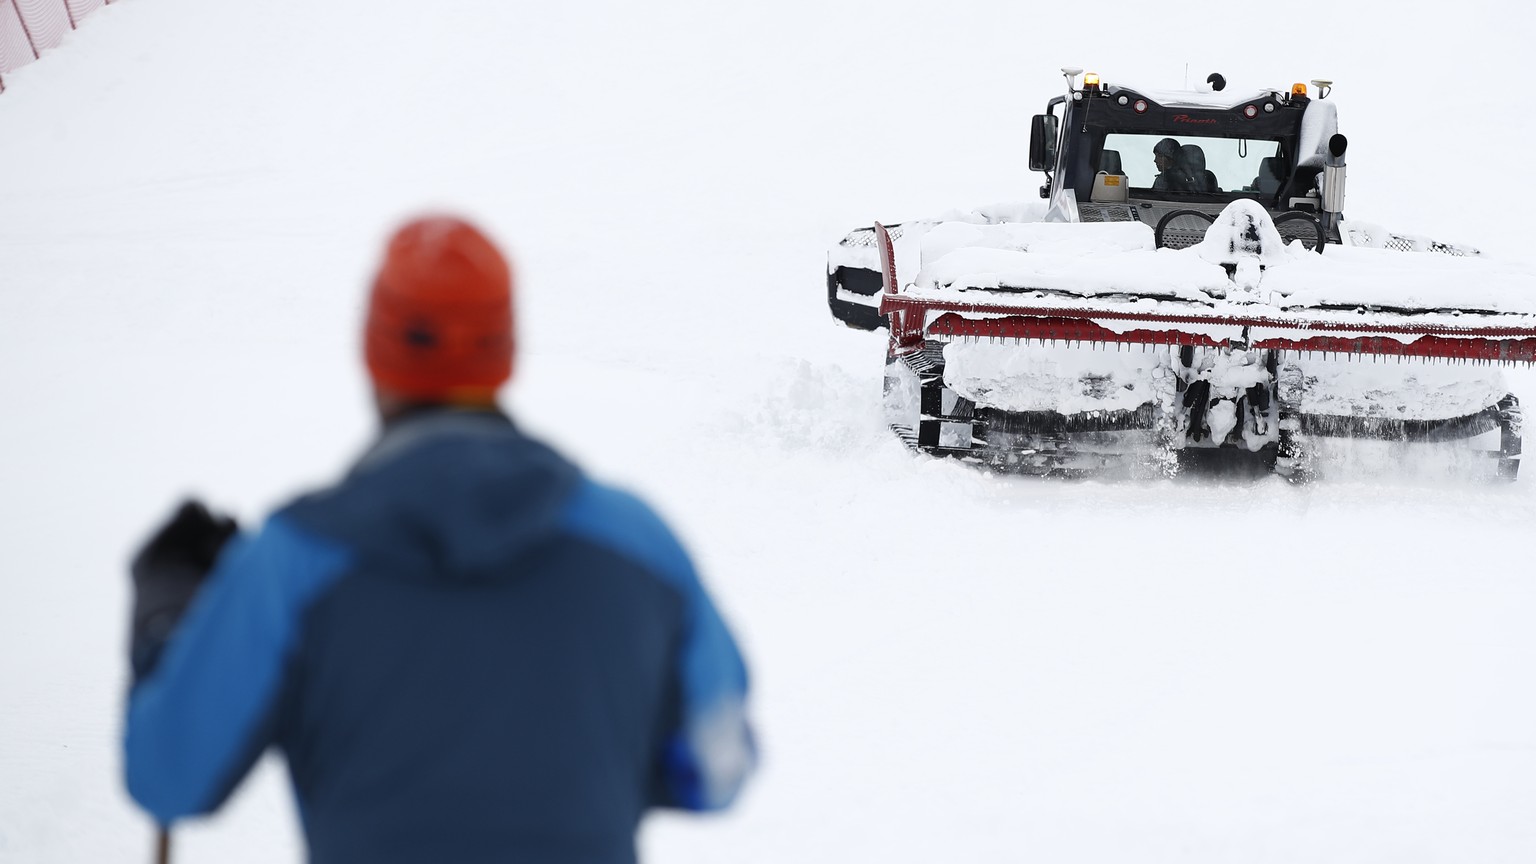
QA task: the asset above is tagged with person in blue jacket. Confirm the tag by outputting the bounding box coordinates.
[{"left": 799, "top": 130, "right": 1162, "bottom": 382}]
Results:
[{"left": 123, "top": 215, "right": 755, "bottom": 863}]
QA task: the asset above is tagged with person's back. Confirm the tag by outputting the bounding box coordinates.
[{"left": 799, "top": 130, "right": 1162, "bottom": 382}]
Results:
[{"left": 123, "top": 217, "right": 754, "bottom": 863}]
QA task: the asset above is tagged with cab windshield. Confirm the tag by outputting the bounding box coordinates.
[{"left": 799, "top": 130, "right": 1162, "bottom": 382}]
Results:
[{"left": 1101, "top": 133, "right": 1283, "bottom": 195}]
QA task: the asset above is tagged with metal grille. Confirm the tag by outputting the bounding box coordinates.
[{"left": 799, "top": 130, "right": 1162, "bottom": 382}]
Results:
[
  {"left": 1273, "top": 212, "right": 1324, "bottom": 251},
  {"left": 1346, "top": 225, "right": 1477, "bottom": 257},
  {"left": 841, "top": 224, "right": 904, "bottom": 248},
  {"left": 1154, "top": 211, "right": 1215, "bottom": 250},
  {"left": 1078, "top": 204, "right": 1137, "bottom": 223},
  {"left": 1428, "top": 241, "right": 1470, "bottom": 257}
]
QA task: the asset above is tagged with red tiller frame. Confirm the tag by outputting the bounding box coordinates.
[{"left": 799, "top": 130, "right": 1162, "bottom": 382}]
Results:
[{"left": 878, "top": 295, "right": 1536, "bottom": 363}]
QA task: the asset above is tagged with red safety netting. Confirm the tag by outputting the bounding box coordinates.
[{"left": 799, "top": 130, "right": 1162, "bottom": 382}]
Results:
[
  {"left": 0, "top": 2, "right": 39, "bottom": 75},
  {"left": 65, "top": 0, "right": 104, "bottom": 22},
  {"left": 15, "top": 0, "right": 71, "bottom": 51},
  {"left": 0, "top": 0, "right": 109, "bottom": 90}
]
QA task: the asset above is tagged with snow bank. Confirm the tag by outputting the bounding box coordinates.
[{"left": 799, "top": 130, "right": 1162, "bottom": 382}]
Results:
[
  {"left": 907, "top": 201, "right": 1536, "bottom": 318},
  {"left": 1265, "top": 246, "right": 1536, "bottom": 313},
  {"left": 916, "top": 246, "right": 1230, "bottom": 300},
  {"left": 920, "top": 221, "right": 1152, "bottom": 267},
  {"left": 826, "top": 201, "right": 1049, "bottom": 275},
  {"left": 933, "top": 201, "right": 1050, "bottom": 225}
]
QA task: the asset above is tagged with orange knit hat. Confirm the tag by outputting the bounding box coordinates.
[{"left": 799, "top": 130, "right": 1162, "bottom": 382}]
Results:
[{"left": 364, "top": 216, "right": 514, "bottom": 401}]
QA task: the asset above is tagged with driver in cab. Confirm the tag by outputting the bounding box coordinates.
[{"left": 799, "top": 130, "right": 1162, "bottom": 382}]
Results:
[{"left": 1151, "top": 137, "right": 1194, "bottom": 192}]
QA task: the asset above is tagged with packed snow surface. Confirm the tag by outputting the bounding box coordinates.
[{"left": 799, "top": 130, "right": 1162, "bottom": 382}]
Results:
[{"left": 5, "top": 3, "right": 1536, "bottom": 864}]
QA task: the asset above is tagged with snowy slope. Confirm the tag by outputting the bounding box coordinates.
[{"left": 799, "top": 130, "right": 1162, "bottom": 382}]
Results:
[{"left": 3, "top": 2, "right": 1536, "bottom": 863}]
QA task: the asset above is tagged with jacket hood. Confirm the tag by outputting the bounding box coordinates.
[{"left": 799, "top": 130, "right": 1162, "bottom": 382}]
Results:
[{"left": 287, "top": 409, "right": 582, "bottom": 581}]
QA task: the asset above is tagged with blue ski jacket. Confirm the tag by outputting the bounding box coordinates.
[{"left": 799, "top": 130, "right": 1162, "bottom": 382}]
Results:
[{"left": 124, "top": 409, "right": 754, "bottom": 863}]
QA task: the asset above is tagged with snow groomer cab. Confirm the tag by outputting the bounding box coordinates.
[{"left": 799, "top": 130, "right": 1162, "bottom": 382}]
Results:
[{"left": 1029, "top": 68, "right": 1346, "bottom": 252}]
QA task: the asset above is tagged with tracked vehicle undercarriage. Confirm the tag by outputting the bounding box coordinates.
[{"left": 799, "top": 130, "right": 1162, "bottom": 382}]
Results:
[{"left": 886, "top": 340, "right": 1522, "bottom": 480}]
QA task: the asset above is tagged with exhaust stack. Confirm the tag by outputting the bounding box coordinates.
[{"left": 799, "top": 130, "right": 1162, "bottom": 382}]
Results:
[{"left": 1322, "top": 134, "right": 1348, "bottom": 234}]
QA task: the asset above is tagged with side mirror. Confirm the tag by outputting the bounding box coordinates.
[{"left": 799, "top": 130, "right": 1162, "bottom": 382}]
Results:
[{"left": 1029, "top": 114, "right": 1059, "bottom": 173}]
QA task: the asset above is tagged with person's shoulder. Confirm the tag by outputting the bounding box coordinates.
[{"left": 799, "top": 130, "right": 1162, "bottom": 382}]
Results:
[
  {"left": 195, "top": 508, "right": 356, "bottom": 604},
  {"left": 240, "top": 500, "right": 352, "bottom": 559},
  {"left": 268, "top": 482, "right": 349, "bottom": 539},
  {"left": 556, "top": 477, "right": 695, "bottom": 586}
]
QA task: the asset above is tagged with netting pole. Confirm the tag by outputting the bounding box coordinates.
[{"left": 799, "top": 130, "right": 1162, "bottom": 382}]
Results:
[{"left": 63, "top": 0, "right": 77, "bottom": 30}]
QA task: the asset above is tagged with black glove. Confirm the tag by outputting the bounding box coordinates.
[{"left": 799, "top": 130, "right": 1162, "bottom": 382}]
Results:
[{"left": 129, "top": 500, "right": 239, "bottom": 682}]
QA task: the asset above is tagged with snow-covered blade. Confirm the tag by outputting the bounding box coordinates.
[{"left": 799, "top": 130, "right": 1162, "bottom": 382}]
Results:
[
  {"left": 866, "top": 204, "right": 1532, "bottom": 479},
  {"left": 885, "top": 203, "right": 1536, "bottom": 365}
]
